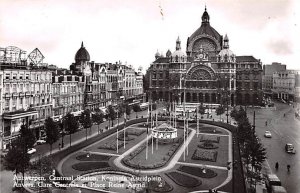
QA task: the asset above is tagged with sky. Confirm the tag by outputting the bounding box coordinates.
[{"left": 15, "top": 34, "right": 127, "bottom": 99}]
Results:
[{"left": 0, "top": 0, "right": 299, "bottom": 72}]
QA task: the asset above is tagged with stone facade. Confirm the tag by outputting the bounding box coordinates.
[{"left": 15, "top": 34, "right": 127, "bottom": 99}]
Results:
[
  {"left": 147, "top": 7, "right": 263, "bottom": 106},
  {"left": 272, "top": 70, "right": 300, "bottom": 102}
]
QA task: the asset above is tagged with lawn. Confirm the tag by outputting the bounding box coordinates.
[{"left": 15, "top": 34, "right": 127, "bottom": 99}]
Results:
[
  {"left": 179, "top": 132, "right": 229, "bottom": 167},
  {"left": 165, "top": 171, "right": 202, "bottom": 188},
  {"left": 76, "top": 154, "right": 111, "bottom": 161},
  {"left": 178, "top": 165, "right": 217, "bottom": 178},
  {"left": 72, "top": 161, "right": 110, "bottom": 171},
  {"left": 85, "top": 126, "right": 147, "bottom": 155},
  {"left": 122, "top": 129, "right": 184, "bottom": 169}
]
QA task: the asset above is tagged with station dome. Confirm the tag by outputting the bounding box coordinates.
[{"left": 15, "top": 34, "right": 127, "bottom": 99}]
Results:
[
  {"left": 75, "top": 42, "right": 90, "bottom": 62},
  {"left": 171, "top": 37, "right": 187, "bottom": 63},
  {"left": 217, "top": 34, "right": 235, "bottom": 63}
]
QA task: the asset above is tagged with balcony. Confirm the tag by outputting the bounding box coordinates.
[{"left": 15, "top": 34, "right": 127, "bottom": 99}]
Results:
[{"left": 3, "top": 108, "right": 38, "bottom": 120}]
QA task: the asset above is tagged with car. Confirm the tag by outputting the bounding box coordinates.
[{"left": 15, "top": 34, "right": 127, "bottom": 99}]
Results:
[
  {"left": 285, "top": 143, "right": 296, "bottom": 154},
  {"left": 36, "top": 139, "right": 46, "bottom": 145},
  {"left": 264, "top": 131, "right": 272, "bottom": 138},
  {"left": 27, "top": 148, "right": 36, "bottom": 155}
]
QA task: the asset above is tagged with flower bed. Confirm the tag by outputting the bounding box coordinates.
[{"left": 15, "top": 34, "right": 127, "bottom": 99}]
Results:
[
  {"left": 148, "top": 175, "right": 173, "bottom": 192},
  {"left": 72, "top": 162, "right": 110, "bottom": 171},
  {"left": 117, "top": 133, "right": 135, "bottom": 141},
  {"left": 165, "top": 171, "right": 201, "bottom": 188},
  {"left": 198, "top": 141, "right": 219, "bottom": 149},
  {"left": 178, "top": 166, "right": 217, "bottom": 178},
  {"left": 76, "top": 154, "right": 111, "bottom": 161},
  {"left": 200, "top": 135, "right": 220, "bottom": 143},
  {"left": 192, "top": 149, "right": 218, "bottom": 162},
  {"left": 98, "top": 140, "right": 126, "bottom": 150},
  {"left": 126, "top": 128, "right": 145, "bottom": 136},
  {"left": 122, "top": 137, "right": 184, "bottom": 169}
]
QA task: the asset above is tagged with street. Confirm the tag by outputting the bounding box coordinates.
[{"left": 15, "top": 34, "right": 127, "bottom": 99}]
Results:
[
  {"left": 1, "top": 102, "right": 299, "bottom": 193},
  {"left": 246, "top": 102, "right": 300, "bottom": 193}
]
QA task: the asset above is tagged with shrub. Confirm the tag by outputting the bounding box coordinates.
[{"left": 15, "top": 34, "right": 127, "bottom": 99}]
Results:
[{"left": 192, "top": 149, "right": 218, "bottom": 162}]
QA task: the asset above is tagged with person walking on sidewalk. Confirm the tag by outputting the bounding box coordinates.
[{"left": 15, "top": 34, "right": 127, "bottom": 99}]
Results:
[
  {"left": 275, "top": 162, "right": 279, "bottom": 170},
  {"left": 287, "top": 164, "right": 290, "bottom": 172}
]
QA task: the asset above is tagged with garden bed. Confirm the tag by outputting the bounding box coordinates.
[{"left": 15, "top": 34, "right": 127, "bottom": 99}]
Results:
[
  {"left": 165, "top": 171, "right": 202, "bottom": 188},
  {"left": 192, "top": 149, "right": 218, "bottom": 162},
  {"left": 126, "top": 128, "right": 145, "bottom": 136},
  {"left": 198, "top": 141, "right": 219, "bottom": 149},
  {"left": 72, "top": 162, "right": 110, "bottom": 171},
  {"left": 178, "top": 165, "right": 217, "bottom": 178},
  {"left": 98, "top": 140, "right": 127, "bottom": 150},
  {"left": 122, "top": 136, "right": 184, "bottom": 170},
  {"left": 200, "top": 135, "right": 220, "bottom": 143},
  {"left": 76, "top": 154, "right": 111, "bottom": 161}
]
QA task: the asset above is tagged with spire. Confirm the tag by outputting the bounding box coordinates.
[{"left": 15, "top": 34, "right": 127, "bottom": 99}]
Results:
[
  {"left": 223, "top": 34, "right": 229, "bottom": 49},
  {"left": 201, "top": 6, "right": 210, "bottom": 24},
  {"left": 176, "top": 36, "right": 181, "bottom": 51},
  {"left": 81, "top": 41, "right": 84, "bottom": 48},
  {"left": 155, "top": 49, "right": 160, "bottom": 59}
]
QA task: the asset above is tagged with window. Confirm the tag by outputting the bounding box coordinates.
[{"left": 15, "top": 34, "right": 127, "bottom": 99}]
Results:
[
  {"left": 20, "top": 98, "right": 23, "bottom": 106},
  {"left": 26, "top": 74, "right": 29, "bottom": 80},
  {"left": 12, "top": 84, "right": 17, "bottom": 92},
  {"left": 20, "top": 84, "right": 23, "bottom": 92},
  {"left": 5, "top": 99, "right": 9, "bottom": 111},
  {"left": 5, "top": 84, "right": 10, "bottom": 92},
  {"left": 5, "top": 73, "right": 10, "bottom": 79},
  {"left": 12, "top": 74, "right": 17, "bottom": 79}
]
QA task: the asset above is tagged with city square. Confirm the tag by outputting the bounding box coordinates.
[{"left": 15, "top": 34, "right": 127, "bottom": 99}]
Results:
[{"left": 1, "top": 0, "right": 300, "bottom": 193}]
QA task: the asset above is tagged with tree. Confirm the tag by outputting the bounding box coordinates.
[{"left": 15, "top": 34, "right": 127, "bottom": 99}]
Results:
[
  {"left": 80, "top": 109, "right": 92, "bottom": 140},
  {"left": 92, "top": 108, "right": 104, "bottom": 134},
  {"left": 216, "top": 105, "right": 225, "bottom": 121},
  {"left": 63, "top": 113, "right": 79, "bottom": 146},
  {"left": 235, "top": 106, "right": 247, "bottom": 124},
  {"left": 4, "top": 136, "right": 30, "bottom": 184},
  {"left": 132, "top": 103, "right": 141, "bottom": 118},
  {"left": 125, "top": 104, "right": 131, "bottom": 116},
  {"left": 198, "top": 103, "right": 206, "bottom": 118},
  {"left": 230, "top": 106, "right": 238, "bottom": 120},
  {"left": 19, "top": 121, "right": 35, "bottom": 149},
  {"left": 44, "top": 117, "right": 60, "bottom": 154},
  {"left": 106, "top": 105, "right": 116, "bottom": 127}
]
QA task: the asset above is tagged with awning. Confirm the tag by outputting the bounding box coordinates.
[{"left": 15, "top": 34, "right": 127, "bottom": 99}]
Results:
[{"left": 3, "top": 110, "right": 38, "bottom": 120}]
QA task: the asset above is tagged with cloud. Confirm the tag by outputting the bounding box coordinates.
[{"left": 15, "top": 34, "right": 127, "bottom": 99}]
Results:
[{"left": 266, "top": 39, "right": 293, "bottom": 55}]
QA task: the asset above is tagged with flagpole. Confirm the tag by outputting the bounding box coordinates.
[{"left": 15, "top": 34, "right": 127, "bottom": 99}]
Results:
[
  {"left": 186, "top": 118, "right": 189, "bottom": 156},
  {"left": 182, "top": 74, "right": 186, "bottom": 161},
  {"left": 124, "top": 113, "right": 126, "bottom": 149},
  {"left": 197, "top": 105, "right": 199, "bottom": 138},
  {"left": 117, "top": 127, "right": 119, "bottom": 153}
]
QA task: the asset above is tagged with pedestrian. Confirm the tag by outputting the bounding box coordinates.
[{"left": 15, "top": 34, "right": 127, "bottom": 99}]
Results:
[
  {"left": 58, "top": 143, "right": 61, "bottom": 150},
  {"left": 275, "top": 162, "right": 279, "bottom": 170},
  {"left": 287, "top": 164, "right": 290, "bottom": 172},
  {"left": 265, "top": 121, "right": 268, "bottom": 126},
  {"left": 284, "top": 113, "right": 286, "bottom": 117}
]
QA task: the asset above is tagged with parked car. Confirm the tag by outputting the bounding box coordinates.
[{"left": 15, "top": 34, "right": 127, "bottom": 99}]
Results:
[
  {"left": 264, "top": 131, "right": 272, "bottom": 138},
  {"left": 36, "top": 139, "right": 46, "bottom": 145},
  {"left": 27, "top": 148, "right": 36, "bottom": 155},
  {"left": 285, "top": 143, "right": 296, "bottom": 154}
]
